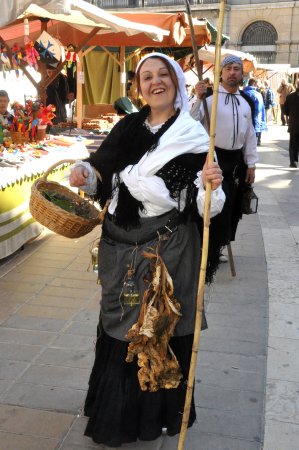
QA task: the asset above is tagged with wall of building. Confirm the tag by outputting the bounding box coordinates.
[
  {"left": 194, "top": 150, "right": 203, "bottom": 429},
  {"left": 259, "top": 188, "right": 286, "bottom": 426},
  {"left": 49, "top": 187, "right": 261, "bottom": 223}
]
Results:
[
  {"left": 223, "top": 2, "right": 299, "bottom": 66},
  {"left": 186, "top": 2, "right": 298, "bottom": 67}
]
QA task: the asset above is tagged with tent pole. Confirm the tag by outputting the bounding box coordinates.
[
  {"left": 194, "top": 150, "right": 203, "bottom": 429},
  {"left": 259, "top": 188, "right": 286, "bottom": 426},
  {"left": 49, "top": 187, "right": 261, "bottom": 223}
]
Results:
[
  {"left": 76, "top": 50, "right": 83, "bottom": 129},
  {"left": 82, "top": 46, "right": 96, "bottom": 58},
  {"left": 100, "top": 46, "right": 121, "bottom": 66},
  {"left": 120, "top": 46, "right": 126, "bottom": 97},
  {"left": 38, "top": 17, "right": 49, "bottom": 104},
  {"left": 125, "top": 47, "right": 146, "bottom": 63}
]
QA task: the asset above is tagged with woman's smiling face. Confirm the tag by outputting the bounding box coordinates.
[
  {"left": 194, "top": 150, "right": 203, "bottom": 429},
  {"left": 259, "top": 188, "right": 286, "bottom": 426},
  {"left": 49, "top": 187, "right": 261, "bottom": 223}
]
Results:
[{"left": 138, "top": 58, "right": 176, "bottom": 111}]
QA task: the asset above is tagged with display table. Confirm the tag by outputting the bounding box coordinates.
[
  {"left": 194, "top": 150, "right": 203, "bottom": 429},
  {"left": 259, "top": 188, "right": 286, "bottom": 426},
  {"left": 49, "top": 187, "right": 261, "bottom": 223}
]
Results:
[{"left": 0, "top": 138, "right": 89, "bottom": 259}]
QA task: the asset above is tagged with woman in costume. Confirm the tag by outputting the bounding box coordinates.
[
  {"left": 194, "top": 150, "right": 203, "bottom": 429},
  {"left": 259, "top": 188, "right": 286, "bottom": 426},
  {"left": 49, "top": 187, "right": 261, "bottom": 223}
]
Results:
[{"left": 70, "top": 53, "right": 226, "bottom": 447}]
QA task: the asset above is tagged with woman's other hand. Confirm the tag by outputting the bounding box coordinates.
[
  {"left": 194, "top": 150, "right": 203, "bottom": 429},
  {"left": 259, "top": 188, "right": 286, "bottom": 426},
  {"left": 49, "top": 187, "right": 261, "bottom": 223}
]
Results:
[
  {"left": 69, "top": 165, "right": 89, "bottom": 187},
  {"left": 201, "top": 155, "right": 223, "bottom": 190}
]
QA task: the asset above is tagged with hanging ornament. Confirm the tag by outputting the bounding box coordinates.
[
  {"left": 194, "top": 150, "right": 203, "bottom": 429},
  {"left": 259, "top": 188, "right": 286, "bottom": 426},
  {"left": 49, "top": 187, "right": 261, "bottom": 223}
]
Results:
[
  {"left": 65, "top": 44, "right": 78, "bottom": 78},
  {"left": 0, "top": 46, "right": 11, "bottom": 79},
  {"left": 34, "top": 31, "right": 62, "bottom": 67},
  {"left": 23, "top": 36, "right": 40, "bottom": 71},
  {"left": 11, "top": 43, "right": 23, "bottom": 78}
]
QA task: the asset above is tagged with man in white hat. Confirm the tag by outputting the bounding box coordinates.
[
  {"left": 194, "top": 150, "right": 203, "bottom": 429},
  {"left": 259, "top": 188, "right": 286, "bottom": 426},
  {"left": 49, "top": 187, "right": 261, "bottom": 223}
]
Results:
[{"left": 190, "top": 55, "right": 258, "bottom": 245}]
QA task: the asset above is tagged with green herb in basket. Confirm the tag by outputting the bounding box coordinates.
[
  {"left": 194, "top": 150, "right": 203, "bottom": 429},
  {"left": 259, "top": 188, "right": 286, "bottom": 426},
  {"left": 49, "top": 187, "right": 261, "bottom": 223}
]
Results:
[{"left": 42, "top": 191, "right": 93, "bottom": 219}]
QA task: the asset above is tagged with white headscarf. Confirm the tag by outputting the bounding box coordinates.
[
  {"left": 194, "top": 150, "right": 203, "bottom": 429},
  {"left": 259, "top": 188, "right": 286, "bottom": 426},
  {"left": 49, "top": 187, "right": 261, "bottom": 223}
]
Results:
[{"left": 136, "top": 52, "right": 189, "bottom": 112}]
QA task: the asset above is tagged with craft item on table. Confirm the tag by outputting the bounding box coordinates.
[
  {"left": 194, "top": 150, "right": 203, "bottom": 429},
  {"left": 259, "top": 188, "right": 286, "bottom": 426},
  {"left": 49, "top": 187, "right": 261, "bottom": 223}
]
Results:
[
  {"left": 35, "top": 31, "right": 62, "bottom": 67},
  {"left": 2, "top": 128, "right": 12, "bottom": 147},
  {"left": 23, "top": 36, "right": 40, "bottom": 71},
  {"left": 37, "top": 104, "right": 56, "bottom": 126},
  {"left": 11, "top": 44, "right": 23, "bottom": 78},
  {"left": 37, "top": 104, "right": 56, "bottom": 141},
  {"left": 47, "top": 136, "right": 72, "bottom": 147},
  {"left": 25, "top": 99, "right": 41, "bottom": 140},
  {"left": 0, "top": 46, "right": 11, "bottom": 79},
  {"left": 10, "top": 102, "right": 30, "bottom": 133},
  {"left": 21, "top": 100, "right": 56, "bottom": 141}
]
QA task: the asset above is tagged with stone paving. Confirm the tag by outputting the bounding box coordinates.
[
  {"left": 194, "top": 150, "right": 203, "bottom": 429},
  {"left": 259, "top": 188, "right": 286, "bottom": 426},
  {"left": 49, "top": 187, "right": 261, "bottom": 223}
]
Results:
[
  {"left": 255, "top": 125, "right": 299, "bottom": 450},
  {"left": 0, "top": 124, "right": 298, "bottom": 450}
]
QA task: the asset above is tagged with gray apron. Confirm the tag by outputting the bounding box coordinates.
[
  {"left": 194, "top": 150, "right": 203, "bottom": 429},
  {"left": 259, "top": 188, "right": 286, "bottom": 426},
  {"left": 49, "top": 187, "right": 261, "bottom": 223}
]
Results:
[{"left": 98, "top": 209, "right": 205, "bottom": 341}]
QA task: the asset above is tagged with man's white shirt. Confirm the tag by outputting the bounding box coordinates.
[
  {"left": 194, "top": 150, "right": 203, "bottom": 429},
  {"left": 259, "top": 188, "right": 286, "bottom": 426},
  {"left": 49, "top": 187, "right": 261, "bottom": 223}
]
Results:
[{"left": 190, "top": 85, "right": 258, "bottom": 167}]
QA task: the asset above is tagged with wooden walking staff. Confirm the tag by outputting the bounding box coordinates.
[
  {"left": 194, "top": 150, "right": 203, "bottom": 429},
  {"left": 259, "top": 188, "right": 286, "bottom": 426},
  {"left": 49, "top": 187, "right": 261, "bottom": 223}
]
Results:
[{"left": 178, "top": 1, "right": 227, "bottom": 449}]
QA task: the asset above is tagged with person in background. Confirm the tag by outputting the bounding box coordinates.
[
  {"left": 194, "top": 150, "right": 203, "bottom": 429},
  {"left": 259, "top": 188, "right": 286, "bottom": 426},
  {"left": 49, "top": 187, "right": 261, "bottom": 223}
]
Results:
[
  {"left": 284, "top": 79, "right": 299, "bottom": 168},
  {"left": 263, "top": 80, "right": 276, "bottom": 123},
  {"left": 70, "top": 52, "right": 226, "bottom": 447},
  {"left": 126, "top": 70, "right": 144, "bottom": 108},
  {"left": 243, "top": 78, "right": 267, "bottom": 146},
  {"left": 191, "top": 55, "right": 258, "bottom": 248},
  {"left": 185, "top": 82, "right": 197, "bottom": 110},
  {"left": 45, "top": 66, "right": 70, "bottom": 124},
  {"left": 126, "top": 70, "right": 136, "bottom": 97},
  {"left": 277, "top": 79, "right": 294, "bottom": 126},
  {"left": 256, "top": 79, "right": 265, "bottom": 97},
  {"left": 203, "top": 77, "right": 213, "bottom": 97},
  {"left": 0, "top": 90, "right": 13, "bottom": 125}
]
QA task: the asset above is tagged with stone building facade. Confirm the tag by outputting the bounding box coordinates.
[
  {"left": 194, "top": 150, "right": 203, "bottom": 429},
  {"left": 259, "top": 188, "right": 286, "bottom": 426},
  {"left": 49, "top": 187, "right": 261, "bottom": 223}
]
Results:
[{"left": 93, "top": 1, "right": 299, "bottom": 67}]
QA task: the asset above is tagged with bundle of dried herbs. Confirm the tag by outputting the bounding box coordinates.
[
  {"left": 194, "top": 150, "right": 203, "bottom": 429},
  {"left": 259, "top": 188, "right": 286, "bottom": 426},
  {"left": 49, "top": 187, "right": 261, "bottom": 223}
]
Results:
[
  {"left": 125, "top": 249, "right": 182, "bottom": 392},
  {"left": 42, "top": 191, "right": 93, "bottom": 219}
]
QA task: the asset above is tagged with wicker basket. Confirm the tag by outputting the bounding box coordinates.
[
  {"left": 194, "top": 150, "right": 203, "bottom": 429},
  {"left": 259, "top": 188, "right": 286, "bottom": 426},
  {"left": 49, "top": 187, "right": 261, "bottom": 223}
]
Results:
[
  {"left": 36, "top": 125, "right": 47, "bottom": 141},
  {"left": 11, "top": 131, "right": 30, "bottom": 144},
  {"left": 29, "top": 159, "right": 106, "bottom": 239}
]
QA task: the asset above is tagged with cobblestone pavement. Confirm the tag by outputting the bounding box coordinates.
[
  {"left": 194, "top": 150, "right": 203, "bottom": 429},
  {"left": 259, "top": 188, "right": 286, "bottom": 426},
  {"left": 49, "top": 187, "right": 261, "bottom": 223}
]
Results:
[{"left": 0, "top": 124, "right": 298, "bottom": 450}]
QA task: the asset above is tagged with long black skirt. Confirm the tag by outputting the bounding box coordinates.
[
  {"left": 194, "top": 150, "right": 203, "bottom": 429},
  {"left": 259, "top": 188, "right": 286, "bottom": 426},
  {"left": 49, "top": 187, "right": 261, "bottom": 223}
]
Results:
[{"left": 84, "top": 323, "right": 196, "bottom": 447}]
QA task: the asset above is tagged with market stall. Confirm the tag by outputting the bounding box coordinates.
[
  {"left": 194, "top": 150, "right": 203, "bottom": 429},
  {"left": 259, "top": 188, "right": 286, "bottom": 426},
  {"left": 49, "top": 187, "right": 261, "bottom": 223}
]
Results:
[
  {"left": 0, "top": 1, "right": 212, "bottom": 257},
  {"left": 254, "top": 63, "right": 291, "bottom": 91},
  {"left": 0, "top": 2, "right": 211, "bottom": 126},
  {"left": 0, "top": 1, "right": 174, "bottom": 258},
  {"left": 0, "top": 135, "right": 88, "bottom": 259}
]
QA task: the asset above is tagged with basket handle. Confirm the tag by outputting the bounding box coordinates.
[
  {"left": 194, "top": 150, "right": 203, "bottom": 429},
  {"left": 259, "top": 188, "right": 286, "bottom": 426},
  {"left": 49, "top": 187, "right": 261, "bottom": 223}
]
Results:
[{"left": 41, "top": 159, "right": 102, "bottom": 182}]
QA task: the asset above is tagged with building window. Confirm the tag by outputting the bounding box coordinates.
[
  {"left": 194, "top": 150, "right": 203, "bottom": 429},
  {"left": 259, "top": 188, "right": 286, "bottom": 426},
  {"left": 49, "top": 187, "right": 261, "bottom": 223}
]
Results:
[{"left": 241, "top": 21, "right": 278, "bottom": 64}]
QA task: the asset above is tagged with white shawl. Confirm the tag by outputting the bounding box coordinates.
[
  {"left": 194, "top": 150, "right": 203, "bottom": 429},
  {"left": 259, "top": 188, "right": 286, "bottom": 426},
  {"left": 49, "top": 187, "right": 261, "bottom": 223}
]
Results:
[{"left": 109, "top": 110, "right": 225, "bottom": 218}]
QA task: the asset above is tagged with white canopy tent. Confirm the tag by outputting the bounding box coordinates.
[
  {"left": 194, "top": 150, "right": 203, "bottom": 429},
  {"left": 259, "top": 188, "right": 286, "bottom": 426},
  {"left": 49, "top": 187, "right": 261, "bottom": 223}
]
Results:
[
  {"left": 180, "top": 45, "right": 257, "bottom": 78},
  {"left": 0, "top": 0, "right": 71, "bottom": 27},
  {"left": 254, "top": 64, "right": 291, "bottom": 92},
  {"left": 0, "top": 0, "right": 169, "bottom": 43},
  {"left": 0, "top": 0, "right": 172, "bottom": 126},
  {"left": 287, "top": 67, "right": 299, "bottom": 75},
  {"left": 1, "top": 1, "right": 211, "bottom": 126}
]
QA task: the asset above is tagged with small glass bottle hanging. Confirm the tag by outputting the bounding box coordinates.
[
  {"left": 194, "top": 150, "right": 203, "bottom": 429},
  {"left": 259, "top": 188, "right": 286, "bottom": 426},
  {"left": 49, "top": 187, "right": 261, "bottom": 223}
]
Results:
[
  {"left": 123, "top": 268, "right": 140, "bottom": 307},
  {"left": 88, "top": 239, "right": 100, "bottom": 283},
  {"left": 91, "top": 246, "right": 99, "bottom": 273}
]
